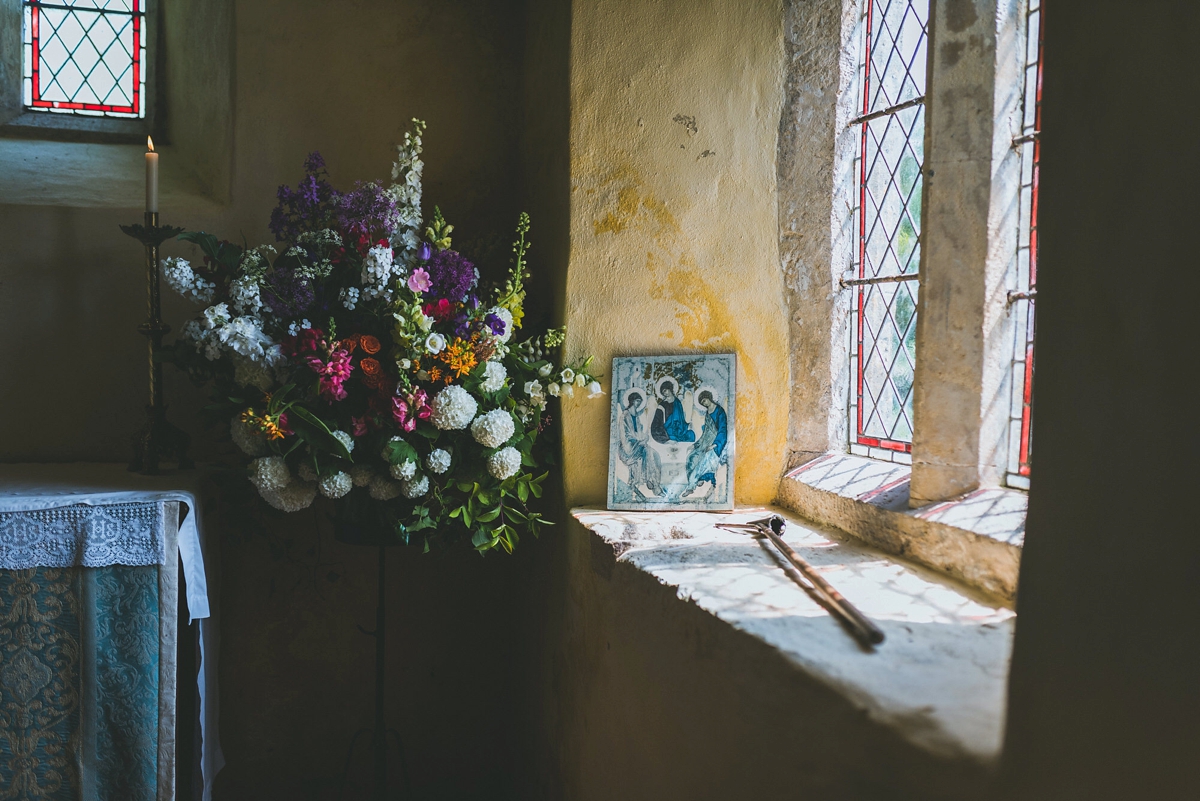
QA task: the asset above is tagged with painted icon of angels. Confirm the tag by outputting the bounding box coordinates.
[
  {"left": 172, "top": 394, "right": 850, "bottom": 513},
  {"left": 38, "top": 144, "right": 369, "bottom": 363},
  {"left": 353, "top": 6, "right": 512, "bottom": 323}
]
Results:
[{"left": 607, "top": 354, "right": 735, "bottom": 511}]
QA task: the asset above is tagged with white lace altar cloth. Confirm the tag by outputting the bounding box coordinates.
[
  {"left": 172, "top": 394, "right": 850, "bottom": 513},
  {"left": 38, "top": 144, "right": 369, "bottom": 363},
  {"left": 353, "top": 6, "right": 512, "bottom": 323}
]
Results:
[
  {"left": 0, "top": 501, "right": 167, "bottom": 568},
  {"left": 0, "top": 464, "right": 223, "bottom": 801}
]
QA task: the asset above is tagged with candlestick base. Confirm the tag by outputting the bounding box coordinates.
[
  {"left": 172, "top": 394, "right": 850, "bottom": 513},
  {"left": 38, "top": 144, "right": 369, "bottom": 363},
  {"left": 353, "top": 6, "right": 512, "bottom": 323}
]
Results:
[{"left": 129, "top": 405, "right": 193, "bottom": 475}]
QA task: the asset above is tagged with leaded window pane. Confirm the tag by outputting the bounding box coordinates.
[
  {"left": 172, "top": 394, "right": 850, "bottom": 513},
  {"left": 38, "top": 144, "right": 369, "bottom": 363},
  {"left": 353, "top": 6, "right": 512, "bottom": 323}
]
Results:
[
  {"left": 21, "top": 0, "right": 146, "bottom": 118},
  {"left": 850, "top": 0, "right": 928, "bottom": 456}
]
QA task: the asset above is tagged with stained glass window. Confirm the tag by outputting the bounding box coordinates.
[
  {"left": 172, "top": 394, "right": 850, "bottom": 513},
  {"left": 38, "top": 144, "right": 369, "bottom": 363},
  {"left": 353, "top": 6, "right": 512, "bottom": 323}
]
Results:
[
  {"left": 21, "top": 0, "right": 146, "bottom": 118},
  {"left": 1006, "top": 0, "right": 1043, "bottom": 490},
  {"left": 847, "top": 0, "right": 928, "bottom": 461}
]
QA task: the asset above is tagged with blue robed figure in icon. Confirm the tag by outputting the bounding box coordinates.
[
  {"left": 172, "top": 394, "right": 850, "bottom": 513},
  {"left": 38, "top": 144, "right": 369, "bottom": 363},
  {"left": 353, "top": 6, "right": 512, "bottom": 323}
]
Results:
[
  {"left": 650, "top": 380, "right": 695, "bottom": 444},
  {"left": 685, "top": 390, "right": 728, "bottom": 493}
]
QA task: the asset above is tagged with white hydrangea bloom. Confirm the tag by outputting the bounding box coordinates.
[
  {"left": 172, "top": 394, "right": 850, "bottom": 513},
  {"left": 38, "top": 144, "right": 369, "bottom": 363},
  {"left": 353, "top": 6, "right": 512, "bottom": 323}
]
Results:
[
  {"left": 332, "top": 430, "right": 355, "bottom": 453},
  {"left": 430, "top": 385, "right": 478, "bottom": 430},
  {"left": 390, "top": 460, "right": 417, "bottom": 481},
  {"left": 230, "top": 415, "right": 268, "bottom": 456},
  {"left": 487, "top": 447, "right": 522, "bottom": 481},
  {"left": 162, "top": 257, "right": 216, "bottom": 304},
  {"left": 250, "top": 456, "right": 291, "bottom": 492},
  {"left": 229, "top": 274, "right": 262, "bottom": 315},
  {"left": 318, "top": 471, "right": 353, "bottom": 499},
  {"left": 233, "top": 355, "right": 274, "bottom": 391},
  {"left": 426, "top": 449, "right": 451, "bottom": 474},
  {"left": 470, "top": 409, "right": 515, "bottom": 449},
  {"left": 481, "top": 361, "right": 507, "bottom": 392},
  {"left": 368, "top": 475, "right": 403, "bottom": 501},
  {"left": 361, "top": 245, "right": 395, "bottom": 301},
  {"left": 349, "top": 464, "right": 375, "bottom": 487},
  {"left": 297, "top": 462, "right": 318, "bottom": 482},
  {"left": 260, "top": 481, "right": 317, "bottom": 512},
  {"left": 490, "top": 307, "right": 514, "bottom": 343},
  {"left": 401, "top": 475, "right": 429, "bottom": 499}
]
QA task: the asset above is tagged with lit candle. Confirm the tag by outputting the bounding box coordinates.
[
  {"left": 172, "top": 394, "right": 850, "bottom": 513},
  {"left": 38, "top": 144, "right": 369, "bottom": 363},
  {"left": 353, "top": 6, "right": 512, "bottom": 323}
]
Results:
[{"left": 145, "top": 136, "right": 159, "bottom": 213}]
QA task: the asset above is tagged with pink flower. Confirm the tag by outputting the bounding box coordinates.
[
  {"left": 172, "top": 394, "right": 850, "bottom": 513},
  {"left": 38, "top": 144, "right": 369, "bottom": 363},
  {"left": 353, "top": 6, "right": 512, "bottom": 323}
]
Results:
[
  {"left": 391, "top": 389, "right": 432, "bottom": 432},
  {"left": 308, "top": 348, "right": 354, "bottom": 401},
  {"left": 351, "top": 415, "right": 371, "bottom": 436},
  {"left": 407, "top": 267, "right": 432, "bottom": 293}
]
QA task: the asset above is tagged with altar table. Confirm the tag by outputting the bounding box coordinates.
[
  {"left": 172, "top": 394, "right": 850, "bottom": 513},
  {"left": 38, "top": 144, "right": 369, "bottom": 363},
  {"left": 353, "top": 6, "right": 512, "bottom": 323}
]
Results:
[{"left": 0, "top": 465, "right": 223, "bottom": 801}]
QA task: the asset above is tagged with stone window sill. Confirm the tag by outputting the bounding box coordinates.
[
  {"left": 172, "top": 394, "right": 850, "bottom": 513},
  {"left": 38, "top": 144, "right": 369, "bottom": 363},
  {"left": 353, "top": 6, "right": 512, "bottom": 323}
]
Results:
[
  {"left": 777, "top": 453, "right": 1025, "bottom": 603},
  {"left": 572, "top": 506, "right": 1015, "bottom": 770},
  {"left": 0, "top": 139, "right": 226, "bottom": 211}
]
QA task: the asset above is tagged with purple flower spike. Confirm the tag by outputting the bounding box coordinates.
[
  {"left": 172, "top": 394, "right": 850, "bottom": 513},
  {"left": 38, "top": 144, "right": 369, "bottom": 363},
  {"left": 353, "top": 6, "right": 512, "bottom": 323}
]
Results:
[{"left": 424, "top": 249, "right": 479, "bottom": 302}]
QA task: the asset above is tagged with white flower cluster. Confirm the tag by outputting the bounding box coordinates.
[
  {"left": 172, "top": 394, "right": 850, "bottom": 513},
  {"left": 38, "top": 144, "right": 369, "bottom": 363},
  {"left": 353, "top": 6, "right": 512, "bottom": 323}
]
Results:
[
  {"left": 340, "top": 287, "right": 360, "bottom": 310},
  {"left": 360, "top": 244, "right": 396, "bottom": 301},
  {"left": 248, "top": 456, "right": 317, "bottom": 511},
  {"left": 350, "top": 464, "right": 375, "bottom": 487},
  {"left": 287, "top": 319, "right": 313, "bottom": 337},
  {"left": 162, "top": 258, "right": 216, "bottom": 305},
  {"left": 487, "top": 447, "right": 522, "bottom": 481},
  {"left": 368, "top": 475, "right": 403, "bottom": 501},
  {"left": 401, "top": 475, "right": 429, "bottom": 499},
  {"left": 523, "top": 380, "right": 548, "bottom": 410},
  {"left": 481, "top": 361, "right": 507, "bottom": 393},
  {"left": 430, "top": 385, "right": 478, "bottom": 430},
  {"left": 387, "top": 119, "right": 426, "bottom": 264},
  {"left": 184, "top": 303, "right": 284, "bottom": 380},
  {"left": 229, "top": 274, "right": 262, "bottom": 315},
  {"left": 390, "top": 460, "right": 417, "bottom": 481},
  {"left": 332, "top": 430, "right": 355, "bottom": 453},
  {"left": 426, "top": 449, "right": 452, "bottom": 474},
  {"left": 297, "top": 229, "right": 342, "bottom": 247},
  {"left": 318, "top": 471, "right": 353, "bottom": 499},
  {"left": 470, "top": 409, "right": 515, "bottom": 449},
  {"left": 230, "top": 415, "right": 268, "bottom": 456}
]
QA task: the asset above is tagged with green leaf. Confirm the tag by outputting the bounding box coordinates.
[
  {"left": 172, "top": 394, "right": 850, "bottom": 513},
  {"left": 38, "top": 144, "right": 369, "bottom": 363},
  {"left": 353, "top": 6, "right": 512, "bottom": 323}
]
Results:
[
  {"left": 470, "top": 528, "right": 491, "bottom": 549},
  {"left": 476, "top": 505, "right": 501, "bottom": 523},
  {"left": 289, "top": 406, "right": 353, "bottom": 461},
  {"left": 529, "top": 481, "right": 543, "bottom": 499},
  {"left": 449, "top": 506, "right": 462, "bottom": 519},
  {"left": 462, "top": 505, "right": 474, "bottom": 528},
  {"left": 383, "top": 438, "right": 418, "bottom": 466},
  {"left": 516, "top": 481, "right": 529, "bottom": 503}
]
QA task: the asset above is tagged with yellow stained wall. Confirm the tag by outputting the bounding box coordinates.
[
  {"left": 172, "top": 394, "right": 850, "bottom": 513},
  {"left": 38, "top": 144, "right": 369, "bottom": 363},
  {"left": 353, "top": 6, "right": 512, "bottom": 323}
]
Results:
[{"left": 562, "top": 0, "right": 790, "bottom": 506}]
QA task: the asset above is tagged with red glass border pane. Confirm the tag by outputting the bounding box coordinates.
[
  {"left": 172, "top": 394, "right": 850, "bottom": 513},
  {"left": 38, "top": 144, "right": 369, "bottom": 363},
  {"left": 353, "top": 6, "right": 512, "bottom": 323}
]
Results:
[
  {"left": 27, "top": 0, "right": 142, "bottom": 115},
  {"left": 1016, "top": 1, "right": 1044, "bottom": 478}
]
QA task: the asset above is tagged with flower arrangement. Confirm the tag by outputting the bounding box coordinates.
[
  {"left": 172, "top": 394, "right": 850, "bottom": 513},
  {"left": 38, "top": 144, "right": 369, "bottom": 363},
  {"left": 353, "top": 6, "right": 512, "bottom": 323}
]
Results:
[{"left": 165, "top": 120, "right": 601, "bottom": 552}]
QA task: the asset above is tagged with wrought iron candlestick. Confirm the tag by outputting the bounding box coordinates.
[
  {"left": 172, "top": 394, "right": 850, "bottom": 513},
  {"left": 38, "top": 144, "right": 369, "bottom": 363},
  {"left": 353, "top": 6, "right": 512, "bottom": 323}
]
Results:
[{"left": 121, "top": 213, "right": 191, "bottom": 474}]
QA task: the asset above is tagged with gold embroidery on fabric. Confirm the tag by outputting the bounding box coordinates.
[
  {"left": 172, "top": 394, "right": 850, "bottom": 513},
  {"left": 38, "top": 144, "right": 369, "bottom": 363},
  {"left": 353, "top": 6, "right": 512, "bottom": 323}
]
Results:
[{"left": 0, "top": 568, "right": 81, "bottom": 798}]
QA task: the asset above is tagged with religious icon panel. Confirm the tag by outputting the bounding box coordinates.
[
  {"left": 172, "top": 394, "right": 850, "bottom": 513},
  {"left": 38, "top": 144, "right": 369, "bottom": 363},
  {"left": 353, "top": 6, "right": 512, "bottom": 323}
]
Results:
[{"left": 607, "top": 354, "right": 735, "bottom": 512}]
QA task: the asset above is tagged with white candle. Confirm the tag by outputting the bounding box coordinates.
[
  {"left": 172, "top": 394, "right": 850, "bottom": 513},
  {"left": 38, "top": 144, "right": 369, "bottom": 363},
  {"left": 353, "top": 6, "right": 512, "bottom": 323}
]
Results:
[{"left": 145, "top": 136, "right": 159, "bottom": 213}]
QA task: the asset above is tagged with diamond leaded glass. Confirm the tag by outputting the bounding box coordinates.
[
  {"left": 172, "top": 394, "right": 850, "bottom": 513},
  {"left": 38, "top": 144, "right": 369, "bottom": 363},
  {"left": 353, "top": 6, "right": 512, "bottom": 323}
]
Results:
[
  {"left": 22, "top": 0, "right": 146, "bottom": 118},
  {"left": 850, "top": 0, "right": 928, "bottom": 455},
  {"left": 1007, "top": 0, "right": 1043, "bottom": 488}
]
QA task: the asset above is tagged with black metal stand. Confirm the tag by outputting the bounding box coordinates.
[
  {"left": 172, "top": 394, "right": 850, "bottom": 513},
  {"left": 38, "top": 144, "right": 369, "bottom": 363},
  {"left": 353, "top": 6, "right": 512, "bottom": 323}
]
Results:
[
  {"left": 120, "top": 213, "right": 191, "bottom": 474},
  {"left": 340, "top": 545, "right": 409, "bottom": 800}
]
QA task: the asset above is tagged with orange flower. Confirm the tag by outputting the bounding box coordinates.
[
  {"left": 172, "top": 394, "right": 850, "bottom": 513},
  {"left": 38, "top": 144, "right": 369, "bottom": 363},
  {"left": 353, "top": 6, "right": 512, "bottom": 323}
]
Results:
[
  {"left": 440, "top": 338, "right": 478, "bottom": 378},
  {"left": 428, "top": 367, "right": 443, "bottom": 383},
  {"left": 341, "top": 338, "right": 359, "bottom": 354},
  {"left": 360, "top": 334, "right": 382, "bottom": 354},
  {"left": 360, "top": 357, "right": 381, "bottom": 376}
]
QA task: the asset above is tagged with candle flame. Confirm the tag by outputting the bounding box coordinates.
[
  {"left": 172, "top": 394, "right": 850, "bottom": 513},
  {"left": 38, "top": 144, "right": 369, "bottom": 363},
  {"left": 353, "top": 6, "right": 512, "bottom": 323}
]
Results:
[{"left": 147, "top": 136, "right": 155, "bottom": 152}]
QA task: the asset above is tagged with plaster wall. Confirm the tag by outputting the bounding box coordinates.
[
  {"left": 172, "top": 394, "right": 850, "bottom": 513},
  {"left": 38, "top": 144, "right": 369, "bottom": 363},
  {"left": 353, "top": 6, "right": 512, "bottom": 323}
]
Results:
[{"left": 560, "top": 0, "right": 790, "bottom": 507}]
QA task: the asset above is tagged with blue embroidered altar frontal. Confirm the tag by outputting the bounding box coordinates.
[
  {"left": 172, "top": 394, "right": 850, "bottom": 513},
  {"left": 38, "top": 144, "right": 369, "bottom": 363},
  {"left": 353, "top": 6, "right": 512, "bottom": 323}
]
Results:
[{"left": 0, "top": 502, "right": 179, "bottom": 801}]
